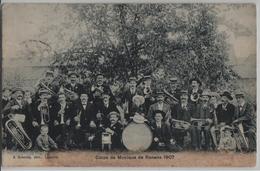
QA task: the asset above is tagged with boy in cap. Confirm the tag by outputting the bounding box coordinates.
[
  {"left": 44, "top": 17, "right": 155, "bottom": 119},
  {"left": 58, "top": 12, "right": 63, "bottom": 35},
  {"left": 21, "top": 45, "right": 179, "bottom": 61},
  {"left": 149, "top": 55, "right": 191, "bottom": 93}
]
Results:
[{"left": 233, "top": 90, "right": 256, "bottom": 151}]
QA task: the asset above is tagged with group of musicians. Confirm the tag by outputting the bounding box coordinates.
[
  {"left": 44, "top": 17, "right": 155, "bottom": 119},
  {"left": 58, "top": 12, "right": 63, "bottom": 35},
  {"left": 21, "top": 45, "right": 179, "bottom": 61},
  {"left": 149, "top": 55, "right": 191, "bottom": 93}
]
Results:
[{"left": 1, "top": 70, "right": 256, "bottom": 152}]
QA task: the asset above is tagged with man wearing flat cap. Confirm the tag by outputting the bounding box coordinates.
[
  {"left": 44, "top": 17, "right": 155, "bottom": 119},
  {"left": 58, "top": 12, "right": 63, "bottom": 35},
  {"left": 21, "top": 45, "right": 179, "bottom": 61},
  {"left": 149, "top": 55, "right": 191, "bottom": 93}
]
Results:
[
  {"left": 233, "top": 90, "right": 256, "bottom": 151},
  {"left": 147, "top": 90, "right": 171, "bottom": 124},
  {"left": 65, "top": 71, "right": 84, "bottom": 99}
]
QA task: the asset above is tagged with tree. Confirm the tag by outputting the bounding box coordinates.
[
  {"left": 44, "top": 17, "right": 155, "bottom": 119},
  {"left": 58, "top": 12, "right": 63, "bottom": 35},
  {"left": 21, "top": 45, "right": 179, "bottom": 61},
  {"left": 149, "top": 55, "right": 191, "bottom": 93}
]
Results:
[{"left": 51, "top": 4, "right": 238, "bottom": 89}]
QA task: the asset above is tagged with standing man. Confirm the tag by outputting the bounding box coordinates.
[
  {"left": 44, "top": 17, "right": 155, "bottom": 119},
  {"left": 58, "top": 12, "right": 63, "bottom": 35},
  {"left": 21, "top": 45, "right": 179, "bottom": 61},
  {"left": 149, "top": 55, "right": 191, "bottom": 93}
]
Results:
[
  {"left": 188, "top": 78, "right": 203, "bottom": 112},
  {"left": 64, "top": 72, "right": 84, "bottom": 100},
  {"left": 147, "top": 90, "right": 171, "bottom": 124},
  {"left": 233, "top": 90, "right": 256, "bottom": 151},
  {"left": 171, "top": 90, "right": 191, "bottom": 149}
]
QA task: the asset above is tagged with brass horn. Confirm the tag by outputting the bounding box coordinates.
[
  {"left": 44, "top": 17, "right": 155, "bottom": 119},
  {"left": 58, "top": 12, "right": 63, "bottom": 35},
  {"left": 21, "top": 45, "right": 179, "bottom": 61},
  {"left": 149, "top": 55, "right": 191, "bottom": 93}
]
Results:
[{"left": 5, "top": 119, "right": 32, "bottom": 150}]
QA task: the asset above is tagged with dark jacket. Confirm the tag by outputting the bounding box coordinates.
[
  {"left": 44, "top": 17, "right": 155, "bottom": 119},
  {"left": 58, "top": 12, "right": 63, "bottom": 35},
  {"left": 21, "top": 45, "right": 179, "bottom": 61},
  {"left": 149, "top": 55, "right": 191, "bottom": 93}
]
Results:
[
  {"left": 216, "top": 103, "right": 235, "bottom": 125},
  {"left": 150, "top": 122, "right": 173, "bottom": 143},
  {"left": 172, "top": 103, "right": 192, "bottom": 122},
  {"left": 65, "top": 83, "right": 85, "bottom": 96},
  {"left": 72, "top": 102, "right": 94, "bottom": 130}
]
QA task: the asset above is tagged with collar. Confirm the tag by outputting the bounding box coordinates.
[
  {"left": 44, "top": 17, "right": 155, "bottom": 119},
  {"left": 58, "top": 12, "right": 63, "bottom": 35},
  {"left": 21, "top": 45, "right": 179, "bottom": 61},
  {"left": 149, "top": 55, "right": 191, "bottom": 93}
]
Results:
[
  {"left": 192, "top": 87, "right": 199, "bottom": 92},
  {"left": 239, "top": 101, "right": 245, "bottom": 108}
]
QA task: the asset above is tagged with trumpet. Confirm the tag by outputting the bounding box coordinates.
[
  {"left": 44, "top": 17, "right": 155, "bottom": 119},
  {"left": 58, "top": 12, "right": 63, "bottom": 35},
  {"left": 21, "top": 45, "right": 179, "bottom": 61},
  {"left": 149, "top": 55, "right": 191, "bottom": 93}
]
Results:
[
  {"left": 163, "top": 89, "right": 179, "bottom": 103},
  {"left": 5, "top": 119, "right": 32, "bottom": 150},
  {"left": 58, "top": 105, "right": 65, "bottom": 125},
  {"left": 39, "top": 102, "right": 50, "bottom": 125},
  {"left": 39, "top": 81, "right": 57, "bottom": 96},
  {"left": 76, "top": 110, "right": 82, "bottom": 129}
]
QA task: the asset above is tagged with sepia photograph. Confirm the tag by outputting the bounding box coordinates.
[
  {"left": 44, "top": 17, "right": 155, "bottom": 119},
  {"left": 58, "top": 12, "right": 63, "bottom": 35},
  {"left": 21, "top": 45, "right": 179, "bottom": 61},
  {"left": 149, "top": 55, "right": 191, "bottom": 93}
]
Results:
[{"left": 1, "top": 3, "right": 257, "bottom": 167}]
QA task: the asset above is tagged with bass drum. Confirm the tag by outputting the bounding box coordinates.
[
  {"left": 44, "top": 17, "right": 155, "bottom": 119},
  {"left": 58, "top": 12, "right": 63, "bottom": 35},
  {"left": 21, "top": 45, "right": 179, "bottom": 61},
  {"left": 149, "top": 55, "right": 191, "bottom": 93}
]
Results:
[{"left": 122, "top": 122, "right": 153, "bottom": 152}]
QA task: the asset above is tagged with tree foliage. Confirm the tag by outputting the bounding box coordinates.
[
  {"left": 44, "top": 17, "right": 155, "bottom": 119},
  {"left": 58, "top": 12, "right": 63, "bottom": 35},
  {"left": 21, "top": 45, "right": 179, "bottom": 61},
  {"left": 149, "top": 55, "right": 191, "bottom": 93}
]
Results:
[{"left": 51, "top": 4, "right": 238, "bottom": 89}]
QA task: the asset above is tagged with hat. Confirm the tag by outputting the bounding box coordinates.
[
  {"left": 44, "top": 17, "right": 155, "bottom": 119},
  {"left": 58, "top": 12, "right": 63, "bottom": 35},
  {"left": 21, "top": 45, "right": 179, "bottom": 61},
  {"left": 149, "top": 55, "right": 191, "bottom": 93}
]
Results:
[
  {"left": 45, "top": 70, "right": 54, "bottom": 77},
  {"left": 189, "top": 78, "right": 202, "bottom": 86},
  {"left": 210, "top": 91, "right": 220, "bottom": 98},
  {"left": 201, "top": 90, "right": 211, "bottom": 97},
  {"left": 38, "top": 88, "right": 50, "bottom": 96},
  {"left": 68, "top": 71, "right": 79, "bottom": 77},
  {"left": 170, "top": 77, "right": 178, "bottom": 82},
  {"left": 220, "top": 91, "right": 233, "bottom": 100},
  {"left": 180, "top": 90, "right": 188, "bottom": 95},
  {"left": 96, "top": 72, "right": 104, "bottom": 77},
  {"left": 132, "top": 95, "right": 145, "bottom": 105},
  {"left": 93, "top": 88, "right": 103, "bottom": 94},
  {"left": 129, "top": 76, "right": 137, "bottom": 82},
  {"left": 156, "top": 89, "right": 164, "bottom": 96},
  {"left": 153, "top": 110, "right": 166, "bottom": 119},
  {"left": 107, "top": 111, "right": 120, "bottom": 119},
  {"left": 3, "top": 87, "right": 12, "bottom": 92},
  {"left": 235, "top": 90, "right": 245, "bottom": 98},
  {"left": 12, "top": 87, "right": 24, "bottom": 94}
]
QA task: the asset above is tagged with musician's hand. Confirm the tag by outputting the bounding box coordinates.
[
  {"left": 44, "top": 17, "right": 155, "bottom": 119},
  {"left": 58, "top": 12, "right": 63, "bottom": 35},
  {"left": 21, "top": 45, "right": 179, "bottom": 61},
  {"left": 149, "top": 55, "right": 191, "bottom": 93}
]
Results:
[
  {"left": 89, "top": 121, "right": 96, "bottom": 128},
  {"left": 54, "top": 120, "right": 59, "bottom": 126},
  {"left": 88, "top": 135, "right": 95, "bottom": 141},
  {"left": 91, "top": 85, "right": 95, "bottom": 92},
  {"left": 206, "top": 118, "right": 213, "bottom": 124},
  {"left": 154, "top": 137, "right": 159, "bottom": 142},
  {"left": 105, "top": 128, "right": 114, "bottom": 135},
  {"left": 74, "top": 116, "right": 80, "bottom": 122},
  {"left": 96, "top": 113, "right": 102, "bottom": 119},
  {"left": 122, "top": 119, "right": 128, "bottom": 126},
  {"left": 11, "top": 105, "right": 20, "bottom": 110},
  {"left": 170, "top": 139, "right": 175, "bottom": 144},
  {"left": 220, "top": 122, "right": 226, "bottom": 127},
  {"left": 66, "top": 119, "right": 70, "bottom": 126},
  {"left": 32, "top": 121, "right": 39, "bottom": 127}
]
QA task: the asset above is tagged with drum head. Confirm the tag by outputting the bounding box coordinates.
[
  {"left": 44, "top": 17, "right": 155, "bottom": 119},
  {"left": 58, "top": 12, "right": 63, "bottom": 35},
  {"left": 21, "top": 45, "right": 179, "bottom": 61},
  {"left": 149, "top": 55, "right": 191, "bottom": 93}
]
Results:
[{"left": 122, "top": 123, "right": 153, "bottom": 152}]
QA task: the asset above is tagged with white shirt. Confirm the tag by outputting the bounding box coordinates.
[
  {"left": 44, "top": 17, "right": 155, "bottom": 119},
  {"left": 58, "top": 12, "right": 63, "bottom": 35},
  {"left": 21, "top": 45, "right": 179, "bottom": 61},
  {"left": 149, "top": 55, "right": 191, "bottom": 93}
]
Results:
[{"left": 158, "top": 103, "right": 163, "bottom": 111}]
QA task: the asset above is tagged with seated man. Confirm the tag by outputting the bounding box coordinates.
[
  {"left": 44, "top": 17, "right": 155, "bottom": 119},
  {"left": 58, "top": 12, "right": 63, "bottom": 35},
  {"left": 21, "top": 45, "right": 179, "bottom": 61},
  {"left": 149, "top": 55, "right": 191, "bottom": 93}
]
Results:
[
  {"left": 150, "top": 110, "right": 180, "bottom": 151},
  {"left": 35, "top": 125, "right": 58, "bottom": 151},
  {"left": 102, "top": 111, "right": 123, "bottom": 150}
]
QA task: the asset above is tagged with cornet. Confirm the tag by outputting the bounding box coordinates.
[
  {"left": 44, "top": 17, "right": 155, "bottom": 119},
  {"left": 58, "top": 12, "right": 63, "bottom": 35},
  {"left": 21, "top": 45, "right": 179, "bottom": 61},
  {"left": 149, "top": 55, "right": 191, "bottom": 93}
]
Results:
[
  {"left": 39, "top": 102, "right": 50, "bottom": 125},
  {"left": 58, "top": 104, "right": 65, "bottom": 125}
]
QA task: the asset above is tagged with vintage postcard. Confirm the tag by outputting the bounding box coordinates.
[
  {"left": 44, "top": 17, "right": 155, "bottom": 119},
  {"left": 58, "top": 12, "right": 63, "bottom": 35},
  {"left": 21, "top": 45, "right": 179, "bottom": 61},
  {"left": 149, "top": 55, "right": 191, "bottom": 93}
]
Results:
[{"left": 1, "top": 3, "right": 257, "bottom": 167}]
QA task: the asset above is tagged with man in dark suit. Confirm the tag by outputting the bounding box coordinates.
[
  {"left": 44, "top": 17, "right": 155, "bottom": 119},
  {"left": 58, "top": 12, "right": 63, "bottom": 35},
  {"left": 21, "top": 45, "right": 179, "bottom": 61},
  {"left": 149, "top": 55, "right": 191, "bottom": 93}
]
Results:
[
  {"left": 171, "top": 90, "right": 191, "bottom": 148},
  {"left": 104, "top": 111, "right": 123, "bottom": 149},
  {"left": 210, "top": 91, "right": 235, "bottom": 149},
  {"left": 53, "top": 92, "right": 75, "bottom": 149},
  {"left": 31, "top": 89, "right": 56, "bottom": 143},
  {"left": 122, "top": 76, "right": 139, "bottom": 120},
  {"left": 190, "top": 90, "right": 214, "bottom": 150},
  {"left": 147, "top": 90, "right": 171, "bottom": 124},
  {"left": 233, "top": 90, "right": 256, "bottom": 151},
  {"left": 3, "top": 88, "right": 30, "bottom": 150},
  {"left": 64, "top": 72, "right": 84, "bottom": 100},
  {"left": 188, "top": 78, "right": 203, "bottom": 113},
  {"left": 150, "top": 110, "right": 180, "bottom": 151},
  {"left": 90, "top": 73, "right": 113, "bottom": 102},
  {"left": 72, "top": 92, "right": 96, "bottom": 148}
]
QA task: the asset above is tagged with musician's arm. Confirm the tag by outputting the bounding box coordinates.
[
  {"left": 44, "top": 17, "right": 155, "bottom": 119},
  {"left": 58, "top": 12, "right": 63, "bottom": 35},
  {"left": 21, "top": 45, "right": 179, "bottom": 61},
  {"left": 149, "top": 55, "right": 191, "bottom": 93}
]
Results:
[{"left": 2, "top": 101, "right": 12, "bottom": 115}]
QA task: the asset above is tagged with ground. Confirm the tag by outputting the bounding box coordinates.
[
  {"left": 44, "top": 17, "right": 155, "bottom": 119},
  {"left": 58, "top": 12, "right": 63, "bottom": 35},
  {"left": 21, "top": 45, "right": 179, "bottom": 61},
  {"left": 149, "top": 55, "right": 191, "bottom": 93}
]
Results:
[{"left": 2, "top": 150, "right": 256, "bottom": 167}]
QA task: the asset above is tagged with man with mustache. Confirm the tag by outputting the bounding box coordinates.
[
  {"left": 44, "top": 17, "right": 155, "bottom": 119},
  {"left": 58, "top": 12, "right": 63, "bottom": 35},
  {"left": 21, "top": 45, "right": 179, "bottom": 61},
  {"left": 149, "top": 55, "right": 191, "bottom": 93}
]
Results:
[
  {"left": 147, "top": 90, "right": 171, "bottom": 125},
  {"left": 90, "top": 73, "right": 113, "bottom": 103},
  {"left": 188, "top": 78, "right": 203, "bottom": 113},
  {"left": 233, "top": 90, "right": 256, "bottom": 151},
  {"left": 103, "top": 111, "right": 123, "bottom": 149},
  {"left": 64, "top": 72, "right": 84, "bottom": 101},
  {"left": 190, "top": 90, "right": 214, "bottom": 150},
  {"left": 3, "top": 88, "right": 30, "bottom": 150},
  {"left": 72, "top": 92, "right": 96, "bottom": 148}
]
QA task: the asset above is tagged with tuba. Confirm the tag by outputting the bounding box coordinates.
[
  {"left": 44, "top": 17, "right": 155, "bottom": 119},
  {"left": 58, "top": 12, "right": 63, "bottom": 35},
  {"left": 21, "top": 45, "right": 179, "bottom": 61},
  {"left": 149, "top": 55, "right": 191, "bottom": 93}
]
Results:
[
  {"left": 39, "top": 102, "right": 50, "bottom": 125},
  {"left": 5, "top": 116, "right": 32, "bottom": 150}
]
